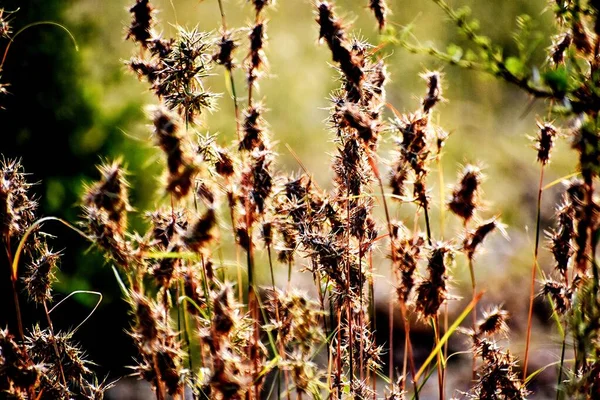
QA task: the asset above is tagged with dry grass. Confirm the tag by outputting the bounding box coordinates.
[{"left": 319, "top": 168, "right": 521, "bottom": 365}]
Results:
[{"left": 2, "top": 1, "right": 600, "bottom": 399}]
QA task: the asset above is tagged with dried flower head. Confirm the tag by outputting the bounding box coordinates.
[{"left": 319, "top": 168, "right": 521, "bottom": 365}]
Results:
[
  {"left": 550, "top": 32, "right": 572, "bottom": 65},
  {"left": 126, "top": 0, "right": 155, "bottom": 46},
  {"left": 421, "top": 70, "right": 443, "bottom": 113},
  {"left": 477, "top": 306, "right": 510, "bottom": 337},
  {"left": 239, "top": 105, "right": 268, "bottom": 151},
  {"left": 182, "top": 208, "right": 216, "bottom": 252},
  {"left": 338, "top": 102, "right": 380, "bottom": 144},
  {"left": 572, "top": 19, "right": 593, "bottom": 55},
  {"left": 81, "top": 205, "right": 133, "bottom": 267},
  {"left": 448, "top": 164, "right": 483, "bottom": 222},
  {"left": 369, "top": 0, "right": 388, "bottom": 31},
  {"left": 469, "top": 336, "right": 528, "bottom": 399},
  {"left": 415, "top": 243, "right": 454, "bottom": 319},
  {"left": 0, "top": 328, "right": 42, "bottom": 395},
  {"left": 316, "top": 1, "right": 364, "bottom": 97},
  {"left": 151, "top": 106, "right": 199, "bottom": 198},
  {"left": 393, "top": 111, "right": 431, "bottom": 175},
  {"left": 246, "top": 22, "right": 267, "bottom": 87},
  {"left": 26, "top": 326, "right": 91, "bottom": 386},
  {"left": 213, "top": 30, "right": 238, "bottom": 71},
  {"left": 392, "top": 225, "right": 425, "bottom": 303},
  {"left": 23, "top": 242, "right": 61, "bottom": 304},
  {"left": 547, "top": 201, "right": 575, "bottom": 275},
  {"left": 533, "top": 120, "right": 557, "bottom": 165},
  {"left": 463, "top": 217, "right": 504, "bottom": 259},
  {"left": 250, "top": 0, "right": 272, "bottom": 15},
  {"left": 541, "top": 279, "right": 572, "bottom": 314},
  {"left": 0, "top": 157, "right": 38, "bottom": 241},
  {"left": 82, "top": 160, "right": 131, "bottom": 233}
]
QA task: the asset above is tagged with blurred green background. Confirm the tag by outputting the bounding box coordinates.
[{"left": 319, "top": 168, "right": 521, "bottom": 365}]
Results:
[{"left": 0, "top": 0, "right": 576, "bottom": 397}]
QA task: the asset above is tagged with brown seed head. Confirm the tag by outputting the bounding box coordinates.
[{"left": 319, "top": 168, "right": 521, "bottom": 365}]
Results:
[
  {"left": 213, "top": 30, "right": 238, "bottom": 71},
  {"left": 477, "top": 306, "right": 510, "bottom": 337},
  {"left": 572, "top": 20, "right": 593, "bottom": 55},
  {"left": 421, "top": 70, "right": 444, "bottom": 113},
  {"left": 83, "top": 160, "right": 131, "bottom": 232},
  {"left": 550, "top": 32, "right": 572, "bottom": 65},
  {"left": 126, "top": 0, "right": 155, "bottom": 46},
  {"left": 246, "top": 22, "right": 267, "bottom": 87},
  {"left": 338, "top": 102, "right": 379, "bottom": 144},
  {"left": 23, "top": 242, "right": 61, "bottom": 304},
  {"left": 463, "top": 218, "right": 503, "bottom": 259},
  {"left": 182, "top": 208, "right": 216, "bottom": 252},
  {"left": 369, "top": 0, "right": 388, "bottom": 31},
  {"left": 250, "top": 0, "right": 272, "bottom": 14},
  {"left": 415, "top": 243, "right": 453, "bottom": 318},
  {"left": 0, "top": 158, "right": 38, "bottom": 241},
  {"left": 316, "top": 1, "right": 364, "bottom": 96},
  {"left": 240, "top": 105, "right": 267, "bottom": 151},
  {"left": 533, "top": 120, "right": 557, "bottom": 165},
  {"left": 448, "top": 164, "right": 483, "bottom": 222}
]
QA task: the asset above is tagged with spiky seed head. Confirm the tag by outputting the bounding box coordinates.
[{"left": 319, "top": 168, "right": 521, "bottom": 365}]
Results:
[
  {"left": 23, "top": 242, "right": 61, "bottom": 304},
  {"left": 477, "top": 306, "right": 510, "bottom": 337},
  {"left": 126, "top": 0, "right": 155, "bottom": 46},
  {"left": 550, "top": 32, "right": 571, "bottom": 65},
  {"left": 533, "top": 120, "right": 557, "bottom": 165},
  {"left": 572, "top": 20, "right": 593, "bottom": 55},
  {"left": 463, "top": 218, "right": 504, "bottom": 259},
  {"left": 213, "top": 286, "right": 235, "bottom": 335},
  {"left": 448, "top": 164, "right": 483, "bottom": 222},
  {"left": 0, "top": 157, "right": 38, "bottom": 241},
  {"left": 369, "top": 0, "right": 388, "bottom": 31},
  {"left": 182, "top": 209, "right": 216, "bottom": 252},
  {"left": 82, "top": 160, "right": 130, "bottom": 232},
  {"left": 421, "top": 70, "right": 444, "bottom": 113},
  {"left": 541, "top": 280, "right": 572, "bottom": 314},
  {"left": 213, "top": 30, "right": 238, "bottom": 71}
]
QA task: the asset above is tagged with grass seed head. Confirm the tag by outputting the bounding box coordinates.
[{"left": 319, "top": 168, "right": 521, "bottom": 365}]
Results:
[
  {"left": 126, "top": 0, "right": 155, "bottom": 46},
  {"left": 477, "top": 306, "right": 510, "bottom": 337},
  {"left": 182, "top": 208, "right": 217, "bottom": 252},
  {"left": 421, "top": 70, "right": 443, "bottom": 113},
  {"left": 0, "top": 158, "right": 38, "bottom": 241},
  {"left": 448, "top": 164, "right": 483, "bottom": 222},
  {"left": 213, "top": 30, "right": 238, "bottom": 71},
  {"left": 550, "top": 32, "right": 572, "bottom": 65},
  {"left": 533, "top": 120, "right": 558, "bottom": 165},
  {"left": 23, "top": 242, "right": 61, "bottom": 304},
  {"left": 369, "top": 0, "right": 388, "bottom": 31}
]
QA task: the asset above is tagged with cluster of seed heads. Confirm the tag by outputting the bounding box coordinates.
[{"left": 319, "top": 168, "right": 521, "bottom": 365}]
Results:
[{"left": 9, "top": 1, "right": 600, "bottom": 399}]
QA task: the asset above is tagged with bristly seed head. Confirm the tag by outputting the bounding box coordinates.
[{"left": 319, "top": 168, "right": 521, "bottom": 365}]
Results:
[
  {"left": 477, "top": 306, "right": 510, "bottom": 337},
  {"left": 23, "top": 242, "right": 61, "bottom": 304},
  {"left": 369, "top": 0, "right": 389, "bottom": 31},
  {"left": 316, "top": 1, "right": 364, "bottom": 98},
  {"left": 421, "top": 70, "right": 443, "bottom": 113},
  {"left": 463, "top": 217, "right": 504, "bottom": 259},
  {"left": 414, "top": 242, "right": 454, "bottom": 319},
  {"left": 0, "top": 157, "right": 38, "bottom": 241},
  {"left": 550, "top": 32, "right": 571, "bottom": 66},
  {"left": 182, "top": 208, "right": 216, "bottom": 253},
  {"left": 126, "top": 0, "right": 155, "bottom": 46},
  {"left": 82, "top": 160, "right": 131, "bottom": 233},
  {"left": 448, "top": 164, "right": 483, "bottom": 222},
  {"left": 249, "top": 0, "right": 273, "bottom": 15},
  {"left": 213, "top": 30, "right": 238, "bottom": 71},
  {"left": 541, "top": 279, "right": 572, "bottom": 314},
  {"left": 533, "top": 120, "right": 557, "bottom": 165}
]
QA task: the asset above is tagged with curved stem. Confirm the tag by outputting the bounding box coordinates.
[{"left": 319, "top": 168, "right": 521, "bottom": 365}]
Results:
[
  {"left": 1, "top": 21, "right": 78, "bottom": 70},
  {"left": 523, "top": 166, "right": 545, "bottom": 381}
]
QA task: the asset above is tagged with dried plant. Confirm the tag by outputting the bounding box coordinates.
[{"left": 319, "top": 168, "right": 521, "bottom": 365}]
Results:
[{"left": 7, "top": 1, "right": 600, "bottom": 400}]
